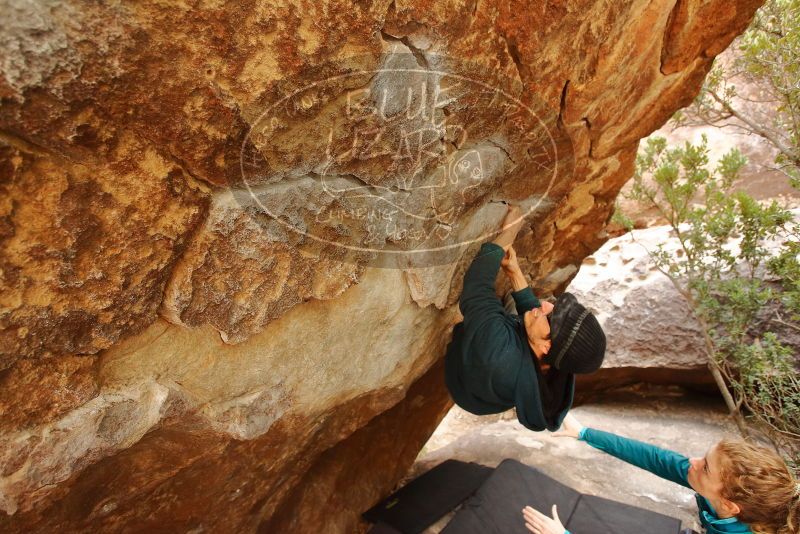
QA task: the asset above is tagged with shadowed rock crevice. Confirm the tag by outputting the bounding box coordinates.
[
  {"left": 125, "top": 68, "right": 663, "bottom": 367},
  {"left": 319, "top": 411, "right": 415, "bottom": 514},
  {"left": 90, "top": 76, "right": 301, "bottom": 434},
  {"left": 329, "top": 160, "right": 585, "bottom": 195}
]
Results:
[
  {"left": 557, "top": 79, "right": 570, "bottom": 130},
  {"left": 500, "top": 33, "right": 531, "bottom": 86}
]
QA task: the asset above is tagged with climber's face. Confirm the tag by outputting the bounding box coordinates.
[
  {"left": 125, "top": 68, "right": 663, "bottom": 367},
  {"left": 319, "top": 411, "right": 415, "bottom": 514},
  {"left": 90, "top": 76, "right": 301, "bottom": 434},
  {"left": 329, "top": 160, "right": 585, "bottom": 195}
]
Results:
[
  {"left": 524, "top": 301, "right": 554, "bottom": 357},
  {"left": 687, "top": 443, "right": 740, "bottom": 518}
]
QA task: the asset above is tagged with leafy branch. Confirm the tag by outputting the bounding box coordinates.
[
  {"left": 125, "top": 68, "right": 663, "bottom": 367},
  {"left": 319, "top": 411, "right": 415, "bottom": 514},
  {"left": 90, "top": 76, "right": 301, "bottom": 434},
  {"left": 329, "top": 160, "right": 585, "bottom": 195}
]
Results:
[{"left": 620, "top": 135, "right": 799, "bottom": 459}]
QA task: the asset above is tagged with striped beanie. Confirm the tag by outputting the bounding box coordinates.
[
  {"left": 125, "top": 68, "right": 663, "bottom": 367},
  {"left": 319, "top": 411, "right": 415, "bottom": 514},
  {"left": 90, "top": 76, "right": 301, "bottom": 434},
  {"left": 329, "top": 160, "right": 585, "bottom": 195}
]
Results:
[{"left": 544, "top": 292, "right": 606, "bottom": 374}]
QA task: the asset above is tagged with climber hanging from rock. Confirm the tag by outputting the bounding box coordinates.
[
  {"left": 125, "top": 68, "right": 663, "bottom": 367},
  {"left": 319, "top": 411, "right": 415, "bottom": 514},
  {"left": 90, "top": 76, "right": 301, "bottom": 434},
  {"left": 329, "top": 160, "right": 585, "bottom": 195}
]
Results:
[{"left": 444, "top": 203, "right": 607, "bottom": 431}]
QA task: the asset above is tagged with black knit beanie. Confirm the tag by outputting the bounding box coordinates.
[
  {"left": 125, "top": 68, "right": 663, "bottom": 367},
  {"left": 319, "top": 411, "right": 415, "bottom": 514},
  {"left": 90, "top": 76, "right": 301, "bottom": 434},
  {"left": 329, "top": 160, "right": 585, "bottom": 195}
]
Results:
[{"left": 544, "top": 292, "right": 606, "bottom": 374}]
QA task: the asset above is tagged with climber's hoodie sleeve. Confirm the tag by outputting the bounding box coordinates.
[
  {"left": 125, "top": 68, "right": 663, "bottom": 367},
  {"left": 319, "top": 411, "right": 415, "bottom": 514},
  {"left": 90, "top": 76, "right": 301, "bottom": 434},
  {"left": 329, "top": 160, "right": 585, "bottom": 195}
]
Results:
[
  {"left": 510, "top": 286, "right": 540, "bottom": 315},
  {"left": 459, "top": 243, "right": 506, "bottom": 329},
  {"left": 579, "top": 428, "right": 692, "bottom": 489}
]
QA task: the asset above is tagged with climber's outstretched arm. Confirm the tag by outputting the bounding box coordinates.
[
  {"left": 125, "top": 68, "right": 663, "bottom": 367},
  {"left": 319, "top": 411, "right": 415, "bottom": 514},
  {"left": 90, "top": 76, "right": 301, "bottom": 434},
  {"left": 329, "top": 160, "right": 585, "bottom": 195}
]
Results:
[
  {"left": 501, "top": 245, "right": 541, "bottom": 314},
  {"left": 459, "top": 204, "right": 524, "bottom": 323}
]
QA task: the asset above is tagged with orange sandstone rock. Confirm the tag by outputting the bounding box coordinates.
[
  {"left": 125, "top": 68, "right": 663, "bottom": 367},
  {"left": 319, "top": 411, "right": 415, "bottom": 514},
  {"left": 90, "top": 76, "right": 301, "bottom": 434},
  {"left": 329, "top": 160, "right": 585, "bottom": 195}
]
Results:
[{"left": 0, "top": 0, "right": 762, "bottom": 531}]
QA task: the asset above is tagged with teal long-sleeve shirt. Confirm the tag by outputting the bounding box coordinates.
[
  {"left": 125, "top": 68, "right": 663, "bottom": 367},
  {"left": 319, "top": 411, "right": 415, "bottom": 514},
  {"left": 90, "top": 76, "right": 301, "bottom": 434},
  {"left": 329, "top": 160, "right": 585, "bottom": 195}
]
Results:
[
  {"left": 569, "top": 428, "right": 752, "bottom": 534},
  {"left": 444, "top": 242, "right": 574, "bottom": 431}
]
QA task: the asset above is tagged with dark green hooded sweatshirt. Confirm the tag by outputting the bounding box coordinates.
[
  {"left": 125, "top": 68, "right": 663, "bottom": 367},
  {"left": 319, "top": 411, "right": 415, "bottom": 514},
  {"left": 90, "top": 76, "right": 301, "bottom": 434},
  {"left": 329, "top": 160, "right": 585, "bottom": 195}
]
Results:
[{"left": 444, "top": 242, "right": 575, "bottom": 431}]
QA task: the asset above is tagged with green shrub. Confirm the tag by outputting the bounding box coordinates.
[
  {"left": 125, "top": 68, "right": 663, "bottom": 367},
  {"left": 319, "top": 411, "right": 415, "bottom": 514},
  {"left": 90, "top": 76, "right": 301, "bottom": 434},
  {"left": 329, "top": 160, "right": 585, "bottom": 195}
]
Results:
[{"left": 624, "top": 135, "right": 800, "bottom": 461}]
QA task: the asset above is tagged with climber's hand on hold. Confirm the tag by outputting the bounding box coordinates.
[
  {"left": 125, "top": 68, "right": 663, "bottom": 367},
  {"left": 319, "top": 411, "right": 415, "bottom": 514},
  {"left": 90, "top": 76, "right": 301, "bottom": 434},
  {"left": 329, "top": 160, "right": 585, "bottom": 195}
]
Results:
[
  {"left": 501, "top": 246, "right": 521, "bottom": 274},
  {"left": 494, "top": 204, "right": 524, "bottom": 251},
  {"left": 502, "top": 204, "right": 523, "bottom": 231}
]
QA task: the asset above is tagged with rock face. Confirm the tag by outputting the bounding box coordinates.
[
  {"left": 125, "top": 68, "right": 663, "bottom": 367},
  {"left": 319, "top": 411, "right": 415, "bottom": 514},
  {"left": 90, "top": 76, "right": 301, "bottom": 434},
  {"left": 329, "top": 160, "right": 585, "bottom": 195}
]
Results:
[
  {"left": 0, "top": 138, "right": 209, "bottom": 367},
  {"left": 0, "top": 0, "right": 761, "bottom": 532},
  {"left": 566, "top": 225, "right": 717, "bottom": 394},
  {"left": 567, "top": 216, "right": 800, "bottom": 396}
]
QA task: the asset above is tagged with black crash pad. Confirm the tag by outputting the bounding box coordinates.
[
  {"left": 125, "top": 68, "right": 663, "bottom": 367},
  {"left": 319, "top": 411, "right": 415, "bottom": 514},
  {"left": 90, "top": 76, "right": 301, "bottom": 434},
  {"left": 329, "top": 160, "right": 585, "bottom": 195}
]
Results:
[
  {"left": 362, "top": 459, "right": 493, "bottom": 534},
  {"left": 441, "top": 459, "right": 682, "bottom": 534}
]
